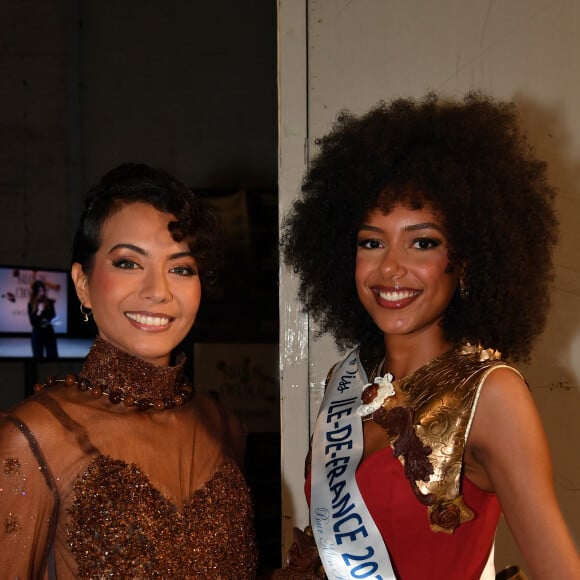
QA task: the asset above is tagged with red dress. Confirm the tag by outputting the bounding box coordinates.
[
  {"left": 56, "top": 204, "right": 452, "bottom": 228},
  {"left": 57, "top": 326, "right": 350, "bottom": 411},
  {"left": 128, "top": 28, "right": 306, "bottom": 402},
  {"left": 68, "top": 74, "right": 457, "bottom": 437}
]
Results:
[{"left": 306, "top": 447, "right": 500, "bottom": 579}]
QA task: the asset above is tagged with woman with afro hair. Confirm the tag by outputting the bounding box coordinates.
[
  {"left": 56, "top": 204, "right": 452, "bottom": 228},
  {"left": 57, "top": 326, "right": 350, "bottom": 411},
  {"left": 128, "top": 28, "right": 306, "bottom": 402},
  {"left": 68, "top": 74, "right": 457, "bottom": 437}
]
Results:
[{"left": 277, "top": 93, "right": 580, "bottom": 579}]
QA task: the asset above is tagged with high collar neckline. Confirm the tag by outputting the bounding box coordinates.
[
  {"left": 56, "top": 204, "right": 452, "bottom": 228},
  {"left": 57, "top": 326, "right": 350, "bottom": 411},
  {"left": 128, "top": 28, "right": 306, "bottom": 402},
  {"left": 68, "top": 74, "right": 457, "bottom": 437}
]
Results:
[{"left": 79, "top": 336, "right": 188, "bottom": 402}]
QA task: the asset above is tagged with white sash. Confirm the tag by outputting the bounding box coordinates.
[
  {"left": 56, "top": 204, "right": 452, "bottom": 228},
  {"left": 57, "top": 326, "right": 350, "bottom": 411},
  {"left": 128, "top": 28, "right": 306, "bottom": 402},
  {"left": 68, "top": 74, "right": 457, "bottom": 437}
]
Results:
[{"left": 310, "top": 349, "right": 396, "bottom": 580}]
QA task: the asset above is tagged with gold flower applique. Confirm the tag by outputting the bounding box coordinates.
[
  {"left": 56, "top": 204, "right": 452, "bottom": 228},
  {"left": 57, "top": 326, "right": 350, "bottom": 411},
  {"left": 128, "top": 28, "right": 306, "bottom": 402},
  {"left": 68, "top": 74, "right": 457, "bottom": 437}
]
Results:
[{"left": 460, "top": 342, "right": 502, "bottom": 362}]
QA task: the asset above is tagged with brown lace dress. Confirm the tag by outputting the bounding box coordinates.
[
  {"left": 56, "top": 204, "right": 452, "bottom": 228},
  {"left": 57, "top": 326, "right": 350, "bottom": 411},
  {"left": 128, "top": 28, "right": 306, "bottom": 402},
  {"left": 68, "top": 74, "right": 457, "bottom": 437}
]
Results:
[{"left": 0, "top": 336, "right": 257, "bottom": 579}]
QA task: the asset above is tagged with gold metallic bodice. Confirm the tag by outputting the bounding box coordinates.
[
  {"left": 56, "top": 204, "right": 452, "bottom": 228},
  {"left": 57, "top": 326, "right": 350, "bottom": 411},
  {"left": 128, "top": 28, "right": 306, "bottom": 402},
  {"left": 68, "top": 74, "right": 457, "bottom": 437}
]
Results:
[{"left": 371, "top": 344, "right": 517, "bottom": 533}]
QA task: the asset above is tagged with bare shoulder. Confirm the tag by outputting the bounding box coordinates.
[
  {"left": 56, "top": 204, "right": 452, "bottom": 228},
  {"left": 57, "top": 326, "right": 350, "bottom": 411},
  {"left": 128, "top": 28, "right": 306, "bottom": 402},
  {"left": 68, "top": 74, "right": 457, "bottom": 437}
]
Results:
[
  {"left": 466, "top": 365, "right": 580, "bottom": 577},
  {"left": 0, "top": 398, "right": 52, "bottom": 461},
  {"left": 469, "top": 365, "right": 539, "bottom": 445},
  {"left": 464, "top": 363, "right": 549, "bottom": 495},
  {"left": 2, "top": 396, "right": 47, "bottom": 436}
]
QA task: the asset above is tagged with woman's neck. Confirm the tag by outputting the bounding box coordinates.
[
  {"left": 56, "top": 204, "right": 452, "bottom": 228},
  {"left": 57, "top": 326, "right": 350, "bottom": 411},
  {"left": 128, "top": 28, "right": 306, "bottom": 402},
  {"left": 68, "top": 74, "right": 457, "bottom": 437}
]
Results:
[{"left": 383, "top": 331, "right": 453, "bottom": 380}]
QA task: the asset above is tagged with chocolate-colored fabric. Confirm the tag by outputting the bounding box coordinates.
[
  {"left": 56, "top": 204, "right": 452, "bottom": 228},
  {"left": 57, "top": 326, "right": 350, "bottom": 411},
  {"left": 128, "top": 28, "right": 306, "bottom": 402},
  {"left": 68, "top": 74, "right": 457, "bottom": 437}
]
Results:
[{"left": 0, "top": 337, "right": 257, "bottom": 578}]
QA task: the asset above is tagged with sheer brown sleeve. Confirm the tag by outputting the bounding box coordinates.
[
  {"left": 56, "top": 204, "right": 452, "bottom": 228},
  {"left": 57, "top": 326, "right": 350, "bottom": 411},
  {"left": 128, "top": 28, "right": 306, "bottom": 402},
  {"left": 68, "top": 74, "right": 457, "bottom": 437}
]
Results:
[{"left": 0, "top": 414, "right": 59, "bottom": 578}]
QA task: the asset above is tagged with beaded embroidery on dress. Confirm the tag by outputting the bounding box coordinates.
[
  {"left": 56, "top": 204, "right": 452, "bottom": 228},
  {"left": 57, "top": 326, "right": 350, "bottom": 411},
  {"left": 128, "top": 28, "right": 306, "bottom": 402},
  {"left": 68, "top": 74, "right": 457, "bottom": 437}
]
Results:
[{"left": 0, "top": 336, "right": 257, "bottom": 578}]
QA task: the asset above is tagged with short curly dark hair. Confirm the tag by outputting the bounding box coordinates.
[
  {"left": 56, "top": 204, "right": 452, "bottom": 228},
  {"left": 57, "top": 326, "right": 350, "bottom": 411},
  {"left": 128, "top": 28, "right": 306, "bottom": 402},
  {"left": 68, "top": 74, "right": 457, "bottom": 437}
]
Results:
[
  {"left": 282, "top": 93, "right": 558, "bottom": 361},
  {"left": 72, "top": 163, "right": 219, "bottom": 286}
]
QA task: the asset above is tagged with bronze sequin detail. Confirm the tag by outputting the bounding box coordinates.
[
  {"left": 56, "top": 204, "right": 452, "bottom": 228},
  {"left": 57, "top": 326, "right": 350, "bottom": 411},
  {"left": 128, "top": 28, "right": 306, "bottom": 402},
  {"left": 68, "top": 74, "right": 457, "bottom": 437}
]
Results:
[
  {"left": 67, "top": 455, "right": 257, "bottom": 578},
  {"left": 4, "top": 513, "right": 19, "bottom": 534},
  {"left": 2, "top": 457, "right": 20, "bottom": 475},
  {"left": 35, "top": 336, "right": 193, "bottom": 410}
]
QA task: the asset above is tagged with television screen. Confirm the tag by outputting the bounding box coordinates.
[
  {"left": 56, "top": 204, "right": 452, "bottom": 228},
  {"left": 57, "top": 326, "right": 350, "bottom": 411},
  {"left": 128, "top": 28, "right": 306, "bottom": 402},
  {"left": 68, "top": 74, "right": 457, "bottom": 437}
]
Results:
[{"left": 0, "top": 267, "right": 69, "bottom": 335}]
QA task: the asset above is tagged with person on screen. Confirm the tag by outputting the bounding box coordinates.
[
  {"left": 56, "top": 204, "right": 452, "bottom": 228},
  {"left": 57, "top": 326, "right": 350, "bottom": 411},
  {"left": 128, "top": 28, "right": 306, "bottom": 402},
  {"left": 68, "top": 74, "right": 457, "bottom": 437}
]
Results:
[
  {"left": 27, "top": 279, "right": 58, "bottom": 359},
  {"left": 0, "top": 163, "right": 257, "bottom": 578},
  {"left": 275, "top": 93, "right": 579, "bottom": 579}
]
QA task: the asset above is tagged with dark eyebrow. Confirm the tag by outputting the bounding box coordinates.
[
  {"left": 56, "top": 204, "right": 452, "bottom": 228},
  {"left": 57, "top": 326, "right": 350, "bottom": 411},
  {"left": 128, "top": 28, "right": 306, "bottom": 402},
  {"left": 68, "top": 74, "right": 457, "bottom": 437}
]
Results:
[
  {"left": 404, "top": 222, "right": 445, "bottom": 233},
  {"left": 108, "top": 244, "right": 194, "bottom": 260},
  {"left": 358, "top": 222, "right": 444, "bottom": 234},
  {"left": 109, "top": 243, "right": 146, "bottom": 255},
  {"left": 168, "top": 251, "right": 195, "bottom": 260}
]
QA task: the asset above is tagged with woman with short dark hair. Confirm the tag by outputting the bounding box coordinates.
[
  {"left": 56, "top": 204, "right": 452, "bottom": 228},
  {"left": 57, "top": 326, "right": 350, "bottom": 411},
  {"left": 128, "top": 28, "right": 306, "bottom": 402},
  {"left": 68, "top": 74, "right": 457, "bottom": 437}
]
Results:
[{"left": 1, "top": 163, "right": 257, "bottom": 578}]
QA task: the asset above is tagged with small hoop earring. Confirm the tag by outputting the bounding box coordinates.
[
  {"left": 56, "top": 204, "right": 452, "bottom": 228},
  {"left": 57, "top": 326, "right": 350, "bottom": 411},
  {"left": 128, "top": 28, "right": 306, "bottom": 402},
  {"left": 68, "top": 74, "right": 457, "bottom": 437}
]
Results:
[{"left": 80, "top": 303, "right": 92, "bottom": 323}]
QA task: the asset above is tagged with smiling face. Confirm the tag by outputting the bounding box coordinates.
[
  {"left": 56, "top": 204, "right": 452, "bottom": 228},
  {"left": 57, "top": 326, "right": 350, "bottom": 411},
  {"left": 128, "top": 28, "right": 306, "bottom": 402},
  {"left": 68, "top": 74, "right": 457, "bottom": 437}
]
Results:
[
  {"left": 71, "top": 202, "right": 201, "bottom": 366},
  {"left": 355, "top": 204, "right": 459, "bottom": 347}
]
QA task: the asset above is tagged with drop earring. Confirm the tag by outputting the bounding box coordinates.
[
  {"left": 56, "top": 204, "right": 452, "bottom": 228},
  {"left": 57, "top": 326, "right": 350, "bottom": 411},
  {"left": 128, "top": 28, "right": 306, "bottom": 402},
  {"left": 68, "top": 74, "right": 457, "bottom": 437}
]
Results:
[{"left": 80, "top": 303, "right": 92, "bottom": 322}]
